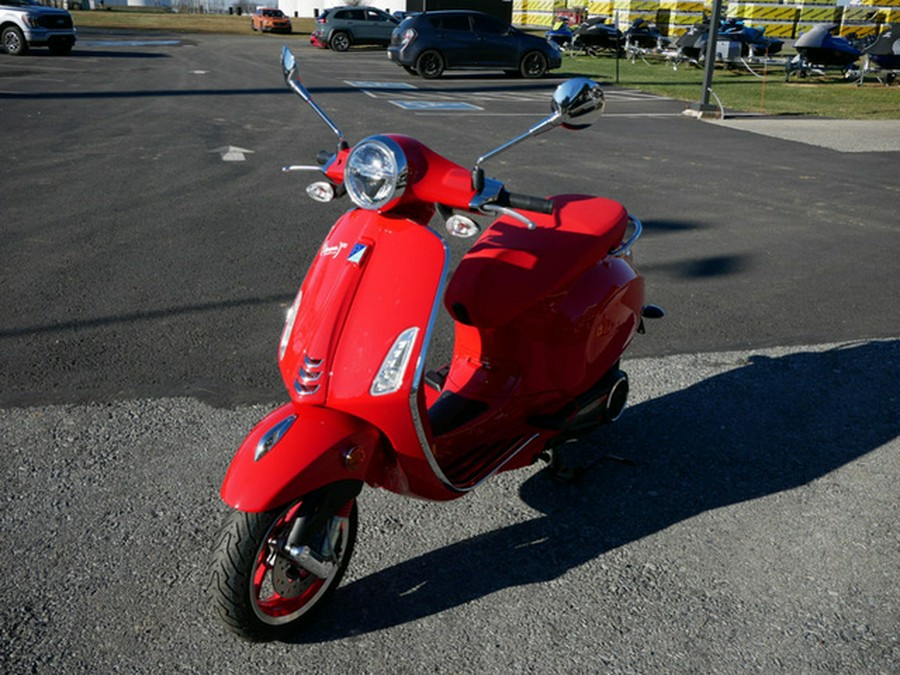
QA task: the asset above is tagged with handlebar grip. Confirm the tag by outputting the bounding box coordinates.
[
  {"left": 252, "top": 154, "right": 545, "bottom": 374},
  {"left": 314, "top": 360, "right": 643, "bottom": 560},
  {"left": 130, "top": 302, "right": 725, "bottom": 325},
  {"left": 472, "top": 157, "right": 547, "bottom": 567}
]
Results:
[
  {"left": 502, "top": 190, "right": 555, "bottom": 215},
  {"left": 316, "top": 150, "right": 333, "bottom": 166}
]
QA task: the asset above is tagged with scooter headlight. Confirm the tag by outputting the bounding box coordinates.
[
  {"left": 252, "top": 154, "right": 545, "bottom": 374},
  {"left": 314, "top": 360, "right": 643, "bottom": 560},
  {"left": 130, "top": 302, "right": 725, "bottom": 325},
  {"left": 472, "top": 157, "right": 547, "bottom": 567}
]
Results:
[{"left": 344, "top": 136, "right": 408, "bottom": 211}]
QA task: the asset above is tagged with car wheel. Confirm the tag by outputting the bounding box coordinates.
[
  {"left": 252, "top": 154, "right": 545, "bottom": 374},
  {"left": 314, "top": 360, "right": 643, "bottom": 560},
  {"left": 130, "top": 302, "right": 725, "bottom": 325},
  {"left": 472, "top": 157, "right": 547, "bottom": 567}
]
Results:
[
  {"left": 329, "top": 31, "right": 351, "bottom": 52},
  {"left": 2, "top": 26, "right": 28, "bottom": 56},
  {"left": 416, "top": 50, "right": 444, "bottom": 79},
  {"left": 520, "top": 51, "right": 548, "bottom": 78}
]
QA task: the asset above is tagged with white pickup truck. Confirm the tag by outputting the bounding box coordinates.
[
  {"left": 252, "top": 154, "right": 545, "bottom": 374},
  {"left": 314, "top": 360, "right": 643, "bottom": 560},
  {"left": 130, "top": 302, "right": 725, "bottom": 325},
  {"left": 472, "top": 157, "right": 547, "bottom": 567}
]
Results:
[{"left": 1, "top": 0, "right": 76, "bottom": 56}]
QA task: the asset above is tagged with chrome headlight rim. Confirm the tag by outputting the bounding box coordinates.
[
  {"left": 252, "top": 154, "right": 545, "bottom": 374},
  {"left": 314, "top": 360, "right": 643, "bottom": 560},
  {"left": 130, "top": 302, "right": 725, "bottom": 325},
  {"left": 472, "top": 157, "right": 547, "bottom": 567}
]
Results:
[{"left": 344, "top": 135, "right": 408, "bottom": 212}]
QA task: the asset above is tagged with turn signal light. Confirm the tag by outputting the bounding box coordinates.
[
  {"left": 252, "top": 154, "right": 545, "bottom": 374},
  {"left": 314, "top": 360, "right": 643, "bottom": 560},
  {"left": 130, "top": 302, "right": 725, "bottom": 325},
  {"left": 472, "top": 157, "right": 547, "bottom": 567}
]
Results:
[{"left": 342, "top": 446, "right": 367, "bottom": 472}]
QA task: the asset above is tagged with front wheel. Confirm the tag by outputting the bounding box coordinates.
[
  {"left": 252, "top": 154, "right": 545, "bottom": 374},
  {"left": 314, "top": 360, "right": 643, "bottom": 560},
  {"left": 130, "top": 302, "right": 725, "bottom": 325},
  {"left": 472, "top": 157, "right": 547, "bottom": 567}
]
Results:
[
  {"left": 209, "top": 495, "right": 358, "bottom": 641},
  {"left": 2, "top": 26, "right": 28, "bottom": 56}
]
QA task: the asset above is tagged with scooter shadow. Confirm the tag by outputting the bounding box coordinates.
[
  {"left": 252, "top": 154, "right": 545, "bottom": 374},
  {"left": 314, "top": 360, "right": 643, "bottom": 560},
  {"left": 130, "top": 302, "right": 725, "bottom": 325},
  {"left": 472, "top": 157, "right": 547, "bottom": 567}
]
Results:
[{"left": 291, "top": 339, "right": 899, "bottom": 643}]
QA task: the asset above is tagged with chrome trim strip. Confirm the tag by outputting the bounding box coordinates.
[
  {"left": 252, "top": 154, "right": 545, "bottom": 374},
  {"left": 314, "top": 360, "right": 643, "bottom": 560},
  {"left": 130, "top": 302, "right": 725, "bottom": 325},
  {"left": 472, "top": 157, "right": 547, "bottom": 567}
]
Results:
[
  {"left": 407, "top": 227, "right": 463, "bottom": 492},
  {"left": 295, "top": 351, "right": 324, "bottom": 395},
  {"left": 406, "top": 229, "right": 542, "bottom": 493},
  {"left": 610, "top": 215, "right": 642, "bottom": 257},
  {"left": 298, "top": 367, "right": 322, "bottom": 383},
  {"left": 487, "top": 433, "right": 541, "bottom": 483},
  {"left": 294, "top": 380, "right": 320, "bottom": 396},
  {"left": 254, "top": 414, "right": 297, "bottom": 462}
]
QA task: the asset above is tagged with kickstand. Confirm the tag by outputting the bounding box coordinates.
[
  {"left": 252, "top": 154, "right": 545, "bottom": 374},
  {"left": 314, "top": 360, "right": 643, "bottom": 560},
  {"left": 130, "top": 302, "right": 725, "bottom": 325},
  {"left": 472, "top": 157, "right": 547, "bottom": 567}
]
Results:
[{"left": 541, "top": 443, "right": 637, "bottom": 484}]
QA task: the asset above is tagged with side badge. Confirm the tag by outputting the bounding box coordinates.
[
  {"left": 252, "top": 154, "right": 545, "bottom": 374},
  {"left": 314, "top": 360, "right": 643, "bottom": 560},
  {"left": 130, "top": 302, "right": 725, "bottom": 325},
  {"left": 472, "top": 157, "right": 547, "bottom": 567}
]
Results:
[{"left": 348, "top": 243, "right": 368, "bottom": 265}]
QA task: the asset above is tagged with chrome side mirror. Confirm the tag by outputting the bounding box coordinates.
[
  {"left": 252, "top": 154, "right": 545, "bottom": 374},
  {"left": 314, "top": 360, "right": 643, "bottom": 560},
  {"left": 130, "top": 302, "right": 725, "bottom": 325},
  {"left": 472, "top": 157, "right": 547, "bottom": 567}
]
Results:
[
  {"left": 281, "top": 45, "right": 297, "bottom": 81},
  {"left": 281, "top": 46, "right": 347, "bottom": 149},
  {"left": 551, "top": 77, "right": 605, "bottom": 130}
]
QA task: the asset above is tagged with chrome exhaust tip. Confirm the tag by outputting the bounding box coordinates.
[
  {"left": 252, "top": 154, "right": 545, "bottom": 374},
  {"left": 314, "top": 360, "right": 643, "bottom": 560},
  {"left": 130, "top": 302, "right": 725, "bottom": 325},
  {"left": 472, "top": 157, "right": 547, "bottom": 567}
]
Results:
[{"left": 603, "top": 372, "right": 629, "bottom": 422}]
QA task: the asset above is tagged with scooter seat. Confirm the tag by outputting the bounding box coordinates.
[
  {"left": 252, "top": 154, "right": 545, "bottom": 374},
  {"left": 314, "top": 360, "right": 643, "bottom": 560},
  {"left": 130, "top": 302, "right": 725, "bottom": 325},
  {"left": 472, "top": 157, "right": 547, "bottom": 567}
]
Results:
[{"left": 445, "top": 194, "right": 628, "bottom": 328}]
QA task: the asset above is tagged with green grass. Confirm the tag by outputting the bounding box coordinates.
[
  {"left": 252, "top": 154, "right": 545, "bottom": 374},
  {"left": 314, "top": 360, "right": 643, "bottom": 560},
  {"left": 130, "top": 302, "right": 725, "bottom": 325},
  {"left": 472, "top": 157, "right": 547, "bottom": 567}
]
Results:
[
  {"left": 558, "top": 52, "right": 899, "bottom": 120},
  {"left": 70, "top": 10, "right": 899, "bottom": 119}
]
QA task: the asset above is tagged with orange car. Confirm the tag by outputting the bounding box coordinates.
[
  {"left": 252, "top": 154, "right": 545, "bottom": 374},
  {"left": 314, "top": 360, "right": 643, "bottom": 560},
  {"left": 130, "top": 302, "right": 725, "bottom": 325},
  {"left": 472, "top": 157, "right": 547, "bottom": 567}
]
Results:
[{"left": 251, "top": 8, "right": 292, "bottom": 34}]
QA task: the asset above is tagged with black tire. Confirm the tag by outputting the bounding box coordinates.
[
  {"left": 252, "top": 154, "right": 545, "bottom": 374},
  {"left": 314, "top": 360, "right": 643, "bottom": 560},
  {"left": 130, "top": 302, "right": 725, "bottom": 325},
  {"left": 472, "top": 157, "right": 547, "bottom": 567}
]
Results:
[
  {"left": 2, "top": 26, "right": 28, "bottom": 56},
  {"left": 329, "top": 31, "right": 351, "bottom": 52},
  {"left": 520, "top": 51, "right": 548, "bottom": 78},
  {"left": 416, "top": 49, "right": 444, "bottom": 78},
  {"left": 209, "top": 496, "right": 358, "bottom": 641}
]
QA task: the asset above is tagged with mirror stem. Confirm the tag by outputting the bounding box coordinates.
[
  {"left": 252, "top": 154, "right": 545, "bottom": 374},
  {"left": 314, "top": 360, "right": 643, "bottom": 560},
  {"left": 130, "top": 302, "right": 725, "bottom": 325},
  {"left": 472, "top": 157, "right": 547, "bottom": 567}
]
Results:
[
  {"left": 287, "top": 79, "right": 346, "bottom": 147},
  {"left": 473, "top": 112, "right": 561, "bottom": 182}
]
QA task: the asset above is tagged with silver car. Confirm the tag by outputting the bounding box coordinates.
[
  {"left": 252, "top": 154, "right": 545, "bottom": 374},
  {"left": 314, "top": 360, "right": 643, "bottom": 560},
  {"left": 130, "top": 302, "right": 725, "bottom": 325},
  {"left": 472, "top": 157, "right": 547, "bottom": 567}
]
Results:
[
  {"left": 310, "top": 6, "right": 398, "bottom": 52},
  {"left": 1, "top": 0, "right": 76, "bottom": 56}
]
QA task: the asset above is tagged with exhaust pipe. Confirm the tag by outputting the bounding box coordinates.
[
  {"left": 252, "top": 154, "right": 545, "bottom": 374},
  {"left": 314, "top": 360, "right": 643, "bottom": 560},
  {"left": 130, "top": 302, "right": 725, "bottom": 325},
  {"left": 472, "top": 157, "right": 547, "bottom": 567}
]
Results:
[{"left": 602, "top": 371, "right": 629, "bottom": 422}]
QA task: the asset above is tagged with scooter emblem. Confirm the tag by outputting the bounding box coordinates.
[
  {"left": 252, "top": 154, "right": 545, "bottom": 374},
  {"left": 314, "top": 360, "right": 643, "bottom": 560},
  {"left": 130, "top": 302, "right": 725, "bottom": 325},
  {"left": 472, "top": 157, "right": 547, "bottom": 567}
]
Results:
[{"left": 347, "top": 243, "right": 368, "bottom": 265}]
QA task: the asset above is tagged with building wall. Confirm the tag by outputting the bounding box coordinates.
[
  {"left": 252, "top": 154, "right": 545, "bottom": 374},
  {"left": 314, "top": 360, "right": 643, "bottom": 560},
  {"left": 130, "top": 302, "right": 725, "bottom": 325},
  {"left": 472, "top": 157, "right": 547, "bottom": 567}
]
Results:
[
  {"left": 406, "top": 0, "right": 513, "bottom": 21},
  {"left": 279, "top": 0, "right": 408, "bottom": 18},
  {"left": 278, "top": 0, "right": 512, "bottom": 19}
]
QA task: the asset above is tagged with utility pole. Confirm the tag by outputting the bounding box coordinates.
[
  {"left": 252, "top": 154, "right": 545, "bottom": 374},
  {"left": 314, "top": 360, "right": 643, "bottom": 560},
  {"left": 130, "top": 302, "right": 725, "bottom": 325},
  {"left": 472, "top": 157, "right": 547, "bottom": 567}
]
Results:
[{"left": 691, "top": 0, "right": 724, "bottom": 115}]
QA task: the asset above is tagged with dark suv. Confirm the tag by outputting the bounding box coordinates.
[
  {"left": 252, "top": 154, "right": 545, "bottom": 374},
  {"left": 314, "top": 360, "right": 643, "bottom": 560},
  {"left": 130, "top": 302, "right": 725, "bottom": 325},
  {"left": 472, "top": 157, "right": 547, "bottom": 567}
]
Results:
[
  {"left": 310, "top": 6, "right": 398, "bottom": 52},
  {"left": 387, "top": 11, "right": 562, "bottom": 78}
]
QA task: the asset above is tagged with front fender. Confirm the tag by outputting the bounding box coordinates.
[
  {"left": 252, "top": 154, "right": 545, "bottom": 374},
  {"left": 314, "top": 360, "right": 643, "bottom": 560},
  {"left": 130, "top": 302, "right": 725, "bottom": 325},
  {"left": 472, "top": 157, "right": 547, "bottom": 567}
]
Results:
[{"left": 220, "top": 403, "right": 383, "bottom": 512}]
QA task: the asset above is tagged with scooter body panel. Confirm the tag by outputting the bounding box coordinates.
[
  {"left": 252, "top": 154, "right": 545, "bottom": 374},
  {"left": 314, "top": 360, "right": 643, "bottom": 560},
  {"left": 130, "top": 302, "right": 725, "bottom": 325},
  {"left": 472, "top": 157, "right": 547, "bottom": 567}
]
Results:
[
  {"left": 279, "top": 206, "right": 459, "bottom": 501},
  {"left": 428, "top": 195, "right": 645, "bottom": 485},
  {"left": 219, "top": 402, "right": 384, "bottom": 512}
]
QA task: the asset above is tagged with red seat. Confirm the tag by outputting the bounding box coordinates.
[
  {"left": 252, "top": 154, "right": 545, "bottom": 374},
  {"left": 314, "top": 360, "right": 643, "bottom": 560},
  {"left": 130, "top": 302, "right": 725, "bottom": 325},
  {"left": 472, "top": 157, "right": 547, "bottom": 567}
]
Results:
[{"left": 445, "top": 194, "right": 628, "bottom": 328}]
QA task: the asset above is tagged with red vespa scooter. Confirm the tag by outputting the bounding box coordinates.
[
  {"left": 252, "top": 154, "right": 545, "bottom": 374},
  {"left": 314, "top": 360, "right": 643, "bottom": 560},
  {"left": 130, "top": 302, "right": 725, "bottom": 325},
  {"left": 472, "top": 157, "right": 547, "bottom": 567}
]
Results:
[{"left": 209, "top": 47, "right": 663, "bottom": 641}]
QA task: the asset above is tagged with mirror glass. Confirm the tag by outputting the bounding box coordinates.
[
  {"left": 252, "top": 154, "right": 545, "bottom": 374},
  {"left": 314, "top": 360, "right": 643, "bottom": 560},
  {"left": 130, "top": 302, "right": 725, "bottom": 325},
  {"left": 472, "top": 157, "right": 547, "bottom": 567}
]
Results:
[
  {"left": 281, "top": 46, "right": 296, "bottom": 80},
  {"left": 551, "top": 78, "right": 605, "bottom": 129},
  {"left": 281, "top": 46, "right": 314, "bottom": 103}
]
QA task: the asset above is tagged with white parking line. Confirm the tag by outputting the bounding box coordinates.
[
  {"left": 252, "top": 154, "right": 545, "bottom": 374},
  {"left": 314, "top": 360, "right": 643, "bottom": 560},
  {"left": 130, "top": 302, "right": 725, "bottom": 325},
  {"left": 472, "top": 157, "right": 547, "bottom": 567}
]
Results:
[
  {"left": 346, "top": 80, "right": 678, "bottom": 114},
  {"left": 390, "top": 100, "right": 483, "bottom": 111},
  {"left": 345, "top": 81, "right": 418, "bottom": 89}
]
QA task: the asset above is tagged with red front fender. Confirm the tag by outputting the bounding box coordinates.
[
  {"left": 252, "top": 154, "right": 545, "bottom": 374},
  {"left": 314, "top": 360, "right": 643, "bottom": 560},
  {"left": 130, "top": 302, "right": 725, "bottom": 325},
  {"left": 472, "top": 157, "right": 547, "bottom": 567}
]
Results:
[{"left": 220, "top": 403, "right": 385, "bottom": 512}]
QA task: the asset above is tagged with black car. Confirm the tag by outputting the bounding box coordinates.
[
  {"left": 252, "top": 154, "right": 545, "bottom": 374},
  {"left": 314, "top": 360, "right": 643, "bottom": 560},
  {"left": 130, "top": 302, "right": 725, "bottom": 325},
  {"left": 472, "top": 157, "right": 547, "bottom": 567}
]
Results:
[{"left": 387, "top": 10, "right": 562, "bottom": 78}]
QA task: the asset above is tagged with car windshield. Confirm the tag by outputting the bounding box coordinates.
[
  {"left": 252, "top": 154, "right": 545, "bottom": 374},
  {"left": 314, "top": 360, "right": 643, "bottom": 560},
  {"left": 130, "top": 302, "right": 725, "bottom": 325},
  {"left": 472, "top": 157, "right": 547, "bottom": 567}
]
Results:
[{"left": 263, "top": 9, "right": 283, "bottom": 17}]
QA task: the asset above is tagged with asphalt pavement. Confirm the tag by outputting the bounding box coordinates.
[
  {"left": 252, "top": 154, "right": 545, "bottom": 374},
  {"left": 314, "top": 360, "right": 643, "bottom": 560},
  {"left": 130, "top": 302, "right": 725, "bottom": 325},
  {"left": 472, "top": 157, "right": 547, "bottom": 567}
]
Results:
[{"left": 1, "top": 31, "right": 898, "bottom": 673}]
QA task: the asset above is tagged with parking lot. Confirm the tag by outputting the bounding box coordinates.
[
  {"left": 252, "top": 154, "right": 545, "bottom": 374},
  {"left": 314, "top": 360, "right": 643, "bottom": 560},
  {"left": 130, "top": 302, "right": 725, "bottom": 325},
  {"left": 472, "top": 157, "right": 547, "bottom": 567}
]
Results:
[{"left": 1, "top": 31, "right": 898, "bottom": 672}]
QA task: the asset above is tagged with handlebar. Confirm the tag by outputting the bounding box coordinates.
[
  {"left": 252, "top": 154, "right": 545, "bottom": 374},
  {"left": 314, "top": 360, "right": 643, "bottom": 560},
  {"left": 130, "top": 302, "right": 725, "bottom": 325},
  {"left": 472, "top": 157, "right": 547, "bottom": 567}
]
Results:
[{"left": 498, "top": 190, "right": 555, "bottom": 215}]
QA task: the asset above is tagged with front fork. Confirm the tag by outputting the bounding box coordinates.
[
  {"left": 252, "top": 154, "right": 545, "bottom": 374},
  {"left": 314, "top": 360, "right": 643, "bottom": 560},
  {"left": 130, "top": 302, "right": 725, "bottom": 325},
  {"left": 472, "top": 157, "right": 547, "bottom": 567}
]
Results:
[{"left": 278, "top": 481, "right": 361, "bottom": 578}]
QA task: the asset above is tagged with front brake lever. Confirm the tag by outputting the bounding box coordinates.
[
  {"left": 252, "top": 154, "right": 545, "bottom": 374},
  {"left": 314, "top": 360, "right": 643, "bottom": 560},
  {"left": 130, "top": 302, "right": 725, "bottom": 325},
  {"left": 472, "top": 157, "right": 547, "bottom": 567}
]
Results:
[
  {"left": 469, "top": 177, "right": 538, "bottom": 231},
  {"left": 480, "top": 204, "right": 537, "bottom": 231},
  {"left": 282, "top": 165, "right": 326, "bottom": 174}
]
